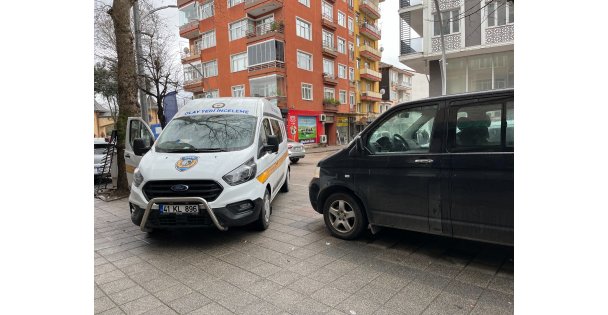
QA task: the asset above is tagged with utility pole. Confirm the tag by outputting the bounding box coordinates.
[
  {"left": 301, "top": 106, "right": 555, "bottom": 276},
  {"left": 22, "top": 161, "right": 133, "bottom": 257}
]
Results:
[
  {"left": 132, "top": 0, "right": 149, "bottom": 125},
  {"left": 433, "top": 0, "right": 447, "bottom": 95}
]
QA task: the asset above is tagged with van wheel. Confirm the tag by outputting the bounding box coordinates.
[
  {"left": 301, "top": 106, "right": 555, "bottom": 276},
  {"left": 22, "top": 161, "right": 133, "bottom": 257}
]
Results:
[
  {"left": 323, "top": 193, "right": 366, "bottom": 240},
  {"left": 255, "top": 189, "right": 271, "bottom": 230},
  {"left": 290, "top": 158, "right": 299, "bottom": 164},
  {"left": 280, "top": 168, "right": 290, "bottom": 193}
]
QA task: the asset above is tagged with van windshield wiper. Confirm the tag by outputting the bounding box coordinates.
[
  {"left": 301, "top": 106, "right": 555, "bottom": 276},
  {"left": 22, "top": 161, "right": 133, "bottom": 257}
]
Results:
[{"left": 194, "top": 148, "right": 227, "bottom": 152}]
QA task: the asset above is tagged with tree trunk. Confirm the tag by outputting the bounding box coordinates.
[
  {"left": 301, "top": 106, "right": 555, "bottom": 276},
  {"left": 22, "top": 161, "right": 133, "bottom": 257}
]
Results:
[
  {"left": 109, "top": 0, "right": 138, "bottom": 195},
  {"left": 157, "top": 97, "right": 167, "bottom": 128}
]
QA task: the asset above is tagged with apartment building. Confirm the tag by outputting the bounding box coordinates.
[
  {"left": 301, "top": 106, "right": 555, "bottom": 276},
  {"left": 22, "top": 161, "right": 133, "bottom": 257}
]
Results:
[
  {"left": 399, "top": 0, "right": 513, "bottom": 96},
  {"left": 177, "top": 0, "right": 367, "bottom": 146},
  {"left": 378, "top": 62, "right": 414, "bottom": 112},
  {"left": 352, "top": 0, "right": 384, "bottom": 128}
]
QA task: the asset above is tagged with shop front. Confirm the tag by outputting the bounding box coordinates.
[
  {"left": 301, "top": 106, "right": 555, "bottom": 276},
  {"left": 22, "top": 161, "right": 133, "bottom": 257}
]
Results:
[{"left": 286, "top": 109, "right": 324, "bottom": 144}]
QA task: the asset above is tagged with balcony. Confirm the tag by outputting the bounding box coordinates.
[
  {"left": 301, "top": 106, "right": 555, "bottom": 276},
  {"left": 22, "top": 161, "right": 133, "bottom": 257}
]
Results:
[
  {"left": 181, "top": 48, "right": 201, "bottom": 64},
  {"left": 360, "top": 22, "right": 381, "bottom": 40},
  {"left": 322, "top": 42, "right": 338, "bottom": 58},
  {"left": 400, "top": 37, "right": 423, "bottom": 55},
  {"left": 360, "top": 0, "right": 381, "bottom": 19},
  {"left": 321, "top": 14, "right": 337, "bottom": 31},
  {"left": 360, "top": 68, "right": 382, "bottom": 82},
  {"left": 322, "top": 73, "right": 338, "bottom": 86},
  {"left": 183, "top": 78, "right": 204, "bottom": 93},
  {"left": 245, "top": 0, "right": 283, "bottom": 18},
  {"left": 322, "top": 99, "right": 339, "bottom": 112},
  {"left": 361, "top": 91, "right": 382, "bottom": 102},
  {"left": 248, "top": 61, "right": 286, "bottom": 78},
  {"left": 393, "top": 80, "right": 412, "bottom": 90},
  {"left": 179, "top": 20, "right": 200, "bottom": 39},
  {"left": 359, "top": 45, "right": 382, "bottom": 61},
  {"left": 399, "top": 0, "right": 422, "bottom": 9},
  {"left": 177, "top": 0, "right": 196, "bottom": 7},
  {"left": 247, "top": 21, "right": 284, "bottom": 43}
]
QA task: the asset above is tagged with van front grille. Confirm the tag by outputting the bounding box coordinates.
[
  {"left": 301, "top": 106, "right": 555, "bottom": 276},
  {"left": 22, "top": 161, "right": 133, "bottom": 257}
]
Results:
[{"left": 142, "top": 180, "right": 223, "bottom": 202}]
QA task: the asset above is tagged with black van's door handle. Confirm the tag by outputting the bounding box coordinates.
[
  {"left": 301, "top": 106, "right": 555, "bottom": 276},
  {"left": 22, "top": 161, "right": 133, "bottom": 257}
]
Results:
[
  {"left": 125, "top": 153, "right": 131, "bottom": 159},
  {"left": 415, "top": 159, "right": 434, "bottom": 164}
]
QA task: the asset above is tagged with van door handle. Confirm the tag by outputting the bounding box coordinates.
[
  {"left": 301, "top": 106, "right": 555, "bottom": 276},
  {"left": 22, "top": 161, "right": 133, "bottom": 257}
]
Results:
[
  {"left": 415, "top": 159, "right": 433, "bottom": 164},
  {"left": 125, "top": 154, "right": 131, "bottom": 159}
]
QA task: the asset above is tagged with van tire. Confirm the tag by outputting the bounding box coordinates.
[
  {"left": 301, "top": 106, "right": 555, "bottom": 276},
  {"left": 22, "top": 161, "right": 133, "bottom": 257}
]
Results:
[
  {"left": 323, "top": 193, "right": 367, "bottom": 240},
  {"left": 255, "top": 189, "right": 271, "bottom": 230},
  {"left": 290, "top": 158, "right": 299, "bottom": 164},
  {"left": 280, "top": 168, "right": 290, "bottom": 192}
]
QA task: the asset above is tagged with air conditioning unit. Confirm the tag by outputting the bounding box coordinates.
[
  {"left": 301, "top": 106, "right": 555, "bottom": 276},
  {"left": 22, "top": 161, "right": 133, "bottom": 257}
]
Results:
[
  {"left": 319, "top": 114, "right": 327, "bottom": 122},
  {"left": 320, "top": 135, "right": 328, "bottom": 143}
]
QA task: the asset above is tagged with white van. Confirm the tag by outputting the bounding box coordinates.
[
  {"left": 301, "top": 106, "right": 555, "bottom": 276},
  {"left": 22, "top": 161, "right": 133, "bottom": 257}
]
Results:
[{"left": 125, "top": 98, "right": 290, "bottom": 232}]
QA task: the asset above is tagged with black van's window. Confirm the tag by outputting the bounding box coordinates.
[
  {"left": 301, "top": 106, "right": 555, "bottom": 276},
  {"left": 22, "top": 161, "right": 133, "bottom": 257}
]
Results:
[
  {"left": 270, "top": 119, "right": 283, "bottom": 143},
  {"left": 451, "top": 103, "right": 502, "bottom": 151},
  {"left": 506, "top": 101, "right": 514, "bottom": 147},
  {"left": 366, "top": 105, "right": 438, "bottom": 154}
]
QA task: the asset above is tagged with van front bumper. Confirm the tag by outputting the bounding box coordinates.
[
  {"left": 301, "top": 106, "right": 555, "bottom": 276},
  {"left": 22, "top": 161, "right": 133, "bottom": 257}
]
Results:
[
  {"left": 130, "top": 197, "right": 263, "bottom": 231},
  {"left": 309, "top": 177, "right": 321, "bottom": 213}
]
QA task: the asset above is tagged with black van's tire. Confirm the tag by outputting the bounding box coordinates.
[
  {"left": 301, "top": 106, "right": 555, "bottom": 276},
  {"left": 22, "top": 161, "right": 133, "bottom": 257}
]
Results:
[
  {"left": 280, "top": 167, "right": 290, "bottom": 192},
  {"left": 290, "top": 158, "right": 299, "bottom": 164},
  {"left": 323, "top": 193, "right": 366, "bottom": 240},
  {"left": 255, "top": 189, "right": 271, "bottom": 230}
]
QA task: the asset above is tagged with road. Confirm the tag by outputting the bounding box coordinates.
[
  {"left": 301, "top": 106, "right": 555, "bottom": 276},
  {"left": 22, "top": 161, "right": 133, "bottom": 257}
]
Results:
[{"left": 95, "top": 150, "right": 513, "bottom": 314}]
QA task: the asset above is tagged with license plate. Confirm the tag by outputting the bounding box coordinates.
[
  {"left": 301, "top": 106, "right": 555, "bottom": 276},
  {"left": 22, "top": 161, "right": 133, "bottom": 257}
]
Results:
[
  {"left": 293, "top": 147, "right": 301, "bottom": 151},
  {"left": 159, "top": 204, "right": 199, "bottom": 215}
]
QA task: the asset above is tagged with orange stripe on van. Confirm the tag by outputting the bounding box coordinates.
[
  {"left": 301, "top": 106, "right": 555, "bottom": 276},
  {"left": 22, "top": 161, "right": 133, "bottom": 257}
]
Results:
[
  {"left": 126, "top": 164, "right": 136, "bottom": 174},
  {"left": 257, "top": 152, "right": 288, "bottom": 184}
]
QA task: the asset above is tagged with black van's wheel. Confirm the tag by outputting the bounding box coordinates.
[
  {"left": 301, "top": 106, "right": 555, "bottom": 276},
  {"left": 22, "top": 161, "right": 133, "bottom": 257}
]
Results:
[
  {"left": 280, "top": 167, "right": 290, "bottom": 192},
  {"left": 290, "top": 158, "right": 299, "bottom": 164},
  {"left": 255, "top": 189, "right": 271, "bottom": 230},
  {"left": 323, "top": 193, "right": 366, "bottom": 240}
]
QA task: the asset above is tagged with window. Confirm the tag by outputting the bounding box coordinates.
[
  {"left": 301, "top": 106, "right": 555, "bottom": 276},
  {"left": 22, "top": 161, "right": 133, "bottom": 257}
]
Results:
[
  {"left": 349, "top": 92, "right": 355, "bottom": 106},
  {"left": 179, "top": 2, "right": 198, "bottom": 27},
  {"left": 201, "top": 30, "right": 216, "bottom": 49},
  {"left": 337, "top": 37, "right": 346, "bottom": 53},
  {"left": 249, "top": 75, "right": 285, "bottom": 97},
  {"left": 297, "top": 51, "right": 312, "bottom": 71},
  {"left": 183, "top": 63, "right": 202, "bottom": 82},
  {"left": 322, "top": 30, "right": 334, "bottom": 48},
  {"left": 298, "top": 0, "right": 310, "bottom": 7},
  {"left": 227, "top": 0, "right": 244, "bottom": 8},
  {"left": 348, "top": 17, "right": 354, "bottom": 34},
  {"left": 451, "top": 103, "right": 504, "bottom": 151},
  {"left": 231, "top": 85, "right": 245, "bottom": 97},
  {"left": 348, "top": 42, "right": 354, "bottom": 59},
  {"left": 324, "top": 87, "right": 335, "bottom": 100},
  {"left": 367, "top": 105, "right": 438, "bottom": 154},
  {"left": 296, "top": 18, "right": 312, "bottom": 40},
  {"left": 259, "top": 118, "right": 273, "bottom": 155},
  {"left": 322, "top": 1, "right": 333, "bottom": 21},
  {"left": 247, "top": 40, "right": 285, "bottom": 66},
  {"left": 203, "top": 89, "right": 219, "bottom": 98},
  {"left": 488, "top": 0, "right": 514, "bottom": 27},
  {"left": 199, "top": 1, "right": 214, "bottom": 20},
  {"left": 270, "top": 119, "right": 284, "bottom": 143},
  {"left": 231, "top": 52, "right": 247, "bottom": 72},
  {"left": 203, "top": 60, "right": 217, "bottom": 77},
  {"left": 339, "top": 90, "right": 347, "bottom": 105},
  {"left": 349, "top": 67, "right": 354, "bottom": 81},
  {"left": 506, "top": 101, "right": 513, "bottom": 147},
  {"left": 356, "top": 35, "right": 360, "bottom": 46},
  {"left": 338, "top": 64, "right": 347, "bottom": 79},
  {"left": 447, "top": 52, "right": 513, "bottom": 93},
  {"left": 229, "top": 19, "right": 248, "bottom": 41},
  {"left": 338, "top": 11, "right": 346, "bottom": 27},
  {"left": 301, "top": 83, "right": 313, "bottom": 100},
  {"left": 433, "top": 9, "right": 460, "bottom": 36},
  {"left": 323, "top": 59, "right": 334, "bottom": 76}
]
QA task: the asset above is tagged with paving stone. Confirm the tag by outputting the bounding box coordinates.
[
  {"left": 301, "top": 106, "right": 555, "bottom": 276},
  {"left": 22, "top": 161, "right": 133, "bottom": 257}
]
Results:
[
  {"left": 455, "top": 268, "right": 494, "bottom": 288},
  {"left": 168, "top": 292, "right": 212, "bottom": 314},
  {"left": 488, "top": 275, "right": 514, "bottom": 294},
  {"left": 287, "top": 277, "right": 325, "bottom": 295},
  {"left": 188, "top": 302, "right": 234, "bottom": 315},
  {"left": 310, "top": 286, "right": 352, "bottom": 307},
  {"left": 120, "top": 295, "right": 164, "bottom": 315},
  {"left": 335, "top": 295, "right": 382, "bottom": 315},
  {"left": 266, "top": 270, "right": 302, "bottom": 286},
  {"left": 95, "top": 270, "right": 127, "bottom": 285},
  {"left": 263, "top": 288, "right": 306, "bottom": 308},
  {"left": 240, "top": 300, "right": 283, "bottom": 315},
  {"left": 217, "top": 290, "right": 263, "bottom": 314},
  {"left": 154, "top": 283, "right": 194, "bottom": 303},
  {"left": 197, "top": 279, "right": 242, "bottom": 301},
  {"left": 95, "top": 296, "right": 117, "bottom": 314},
  {"left": 140, "top": 304, "right": 178, "bottom": 315},
  {"left": 422, "top": 292, "right": 476, "bottom": 315},
  {"left": 248, "top": 261, "right": 282, "bottom": 278},
  {"left": 353, "top": 282, "right": 399, "bottom": 305},
  {"left": 243, "top": 279, "right": 283, "bottom": 297},
  {"left": 99, "top": 307, "right": 126, "bottom": 315},
  {"left": 109, "top": 285, "right": 149, "bottom": 305},
  {"left": 140, "top": 275, "right": 181, "bottom": 294}
]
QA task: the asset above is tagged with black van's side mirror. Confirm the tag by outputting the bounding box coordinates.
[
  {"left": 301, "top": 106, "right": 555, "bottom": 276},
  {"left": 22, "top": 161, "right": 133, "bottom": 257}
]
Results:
[
  {"left": 133, "top": 138, "right": 150, "bottom": 156},
  {"left": 265, "top": 135, "right": 279, "bottom": 153},
  {"left": 349, "top": 136, "right": 363, "bottom": 157}
]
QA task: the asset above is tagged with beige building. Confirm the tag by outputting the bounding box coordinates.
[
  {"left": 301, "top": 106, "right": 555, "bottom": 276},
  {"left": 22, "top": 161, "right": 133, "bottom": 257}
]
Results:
[{"left": 94, "top": 100, "right": 159, "bottom": 138}]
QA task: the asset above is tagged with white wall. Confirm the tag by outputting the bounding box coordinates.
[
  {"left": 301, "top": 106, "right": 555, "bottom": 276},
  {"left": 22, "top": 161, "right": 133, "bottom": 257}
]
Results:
[{"left": 410, "top": 73, "right": 430, "bottom": 101}]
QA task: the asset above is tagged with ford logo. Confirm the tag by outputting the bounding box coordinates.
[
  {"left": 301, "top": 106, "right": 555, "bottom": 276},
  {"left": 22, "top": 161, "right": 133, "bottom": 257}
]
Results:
[{"left": 170, "top": 184, "right": 189, "bottom": 192}]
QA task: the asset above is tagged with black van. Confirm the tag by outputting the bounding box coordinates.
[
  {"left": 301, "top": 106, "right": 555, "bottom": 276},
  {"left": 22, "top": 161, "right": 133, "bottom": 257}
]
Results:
[{"left": 309, "top": 89, "right": 513, "bottom": 246}]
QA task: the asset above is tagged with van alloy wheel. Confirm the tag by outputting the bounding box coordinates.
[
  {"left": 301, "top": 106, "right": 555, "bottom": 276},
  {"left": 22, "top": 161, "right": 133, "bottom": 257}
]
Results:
[
  {"left": 263, "top": 193, "right": 270, "bottom": 222},
  {"left": 328, "top": 200, "right": 356, "bottom": 233}
]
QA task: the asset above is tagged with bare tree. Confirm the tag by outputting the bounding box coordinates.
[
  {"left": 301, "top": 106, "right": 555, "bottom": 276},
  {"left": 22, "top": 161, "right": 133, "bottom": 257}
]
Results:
[{"left": 107, "top": 0, "right": 139, "bottom": 196}]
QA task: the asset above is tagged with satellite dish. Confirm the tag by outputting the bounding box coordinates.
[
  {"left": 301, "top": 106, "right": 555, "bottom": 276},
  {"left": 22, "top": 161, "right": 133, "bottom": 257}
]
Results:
[
  {"left": 183, "top": 47, "right": 190, "bottom": 54},
  {"left": 380, "top": 88, "right": 386, "bottom": 95},
  {"left": 380, "top": 47, "right": 384, "bottom": 52}
]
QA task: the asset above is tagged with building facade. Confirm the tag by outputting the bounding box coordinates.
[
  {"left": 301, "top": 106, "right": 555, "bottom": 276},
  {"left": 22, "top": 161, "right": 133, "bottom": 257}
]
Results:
[
  {"left": 178, "top": 0, "right": 384, "bottom": 145},
  {"left": 379, "top": 62, "right": 414, "bottom": 113},
  {"left": 399, "top": 0, "right": 513, "bottom": 96}
]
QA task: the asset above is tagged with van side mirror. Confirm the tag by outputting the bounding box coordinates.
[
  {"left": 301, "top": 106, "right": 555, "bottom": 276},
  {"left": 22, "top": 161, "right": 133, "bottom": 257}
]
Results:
[
  {"left": 265, "top": 135, "right": 279, "bottom": 153},
  {"left": 349, "top": 136, "right": 363, "bottom": 157},
  {"left": 133, "top": 138, "right": 150, "bottom": 156}
]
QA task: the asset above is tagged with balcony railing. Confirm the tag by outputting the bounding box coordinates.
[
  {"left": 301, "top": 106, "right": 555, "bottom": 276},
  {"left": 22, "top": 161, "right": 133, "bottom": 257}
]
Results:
[
  {"left": 360, "top": 0, "right": 381, "bottom": 19},
  {"left": 246, "top": 21, "right": 284, "bottom": 41},
  {"left": 359, "top": 45, "right": 382, "bottom": 61},
  {"left": 400, "top": 37, "right": 423, "bottom": 55},
  {"left": 322, "top": 14, "right": 337, "bottom": 30},
  {"left": 244, "top": 0, "right": 284, "bottom": 17},
  {"left": 322, "top": 41, "right": 338, "bottom": 58},
  {"left": 360, "top": 22, "right": 381, "bottom": 40},
  {"left": 248, "top": 61, "right": 285, "bottom": 76},
  {"left": 399, "top": 0, "right": 423, "bottom": 9},
  {"left": 360, "top": 68, "right": 382, "bottom": 82},
  {"left": 322, "top": 73, "right": 338, "bottom": 86},
  {"left": 181, "top": 48, "right": 201, "bottom": 63},
  {"left": 361, "top": 91, "right": 383, "bottom": 101},
  {"left": 179, "top": 20, "right": 200, "bottom": 39}
]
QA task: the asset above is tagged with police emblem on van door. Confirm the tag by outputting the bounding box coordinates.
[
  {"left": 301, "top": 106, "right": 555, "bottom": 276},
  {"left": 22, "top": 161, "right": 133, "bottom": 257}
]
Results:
[
  {"left": 212, "top": 103, "right": 225, "bottom": 109},
  {"left": 175, "top": 156, "right": 198, "bottom": 172}
]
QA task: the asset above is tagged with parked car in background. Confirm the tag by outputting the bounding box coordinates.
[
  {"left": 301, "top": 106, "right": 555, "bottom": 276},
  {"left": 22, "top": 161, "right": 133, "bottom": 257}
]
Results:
[
  {"left": 309, "top": 89, "right": 514, "bottom": 246},
  {"left": 287, "top": 139, "right": 305, "bottom": 163},
  {"left": 94, "top": 138, "right": 108, "bottom": 180}
]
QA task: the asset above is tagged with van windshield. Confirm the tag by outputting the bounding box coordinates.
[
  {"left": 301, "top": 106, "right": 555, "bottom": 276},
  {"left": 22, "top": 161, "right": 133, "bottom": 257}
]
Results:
[{"left": 155, "top": 114, "right": 257, "bottom": 153}]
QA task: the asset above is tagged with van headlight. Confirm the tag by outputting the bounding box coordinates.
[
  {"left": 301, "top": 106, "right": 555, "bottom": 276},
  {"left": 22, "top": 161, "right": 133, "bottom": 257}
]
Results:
[
  {"left": 223, "top": 158, "right": 257, "bottom": 186},
  {"left": 133, "top": 168, "right": 144, "bottom": 187},
  {"left": 313, "top": 166, "right": 320, "bottom": 178}
]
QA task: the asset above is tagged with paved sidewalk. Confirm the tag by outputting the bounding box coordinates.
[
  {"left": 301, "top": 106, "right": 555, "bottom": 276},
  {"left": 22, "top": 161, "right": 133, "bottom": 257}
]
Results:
[
  {"left": 304, "top": 145, "right": 346, "bottom": 154},
  {"left": 94, "top": 152, "right": 513, "bottom": 315}
]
